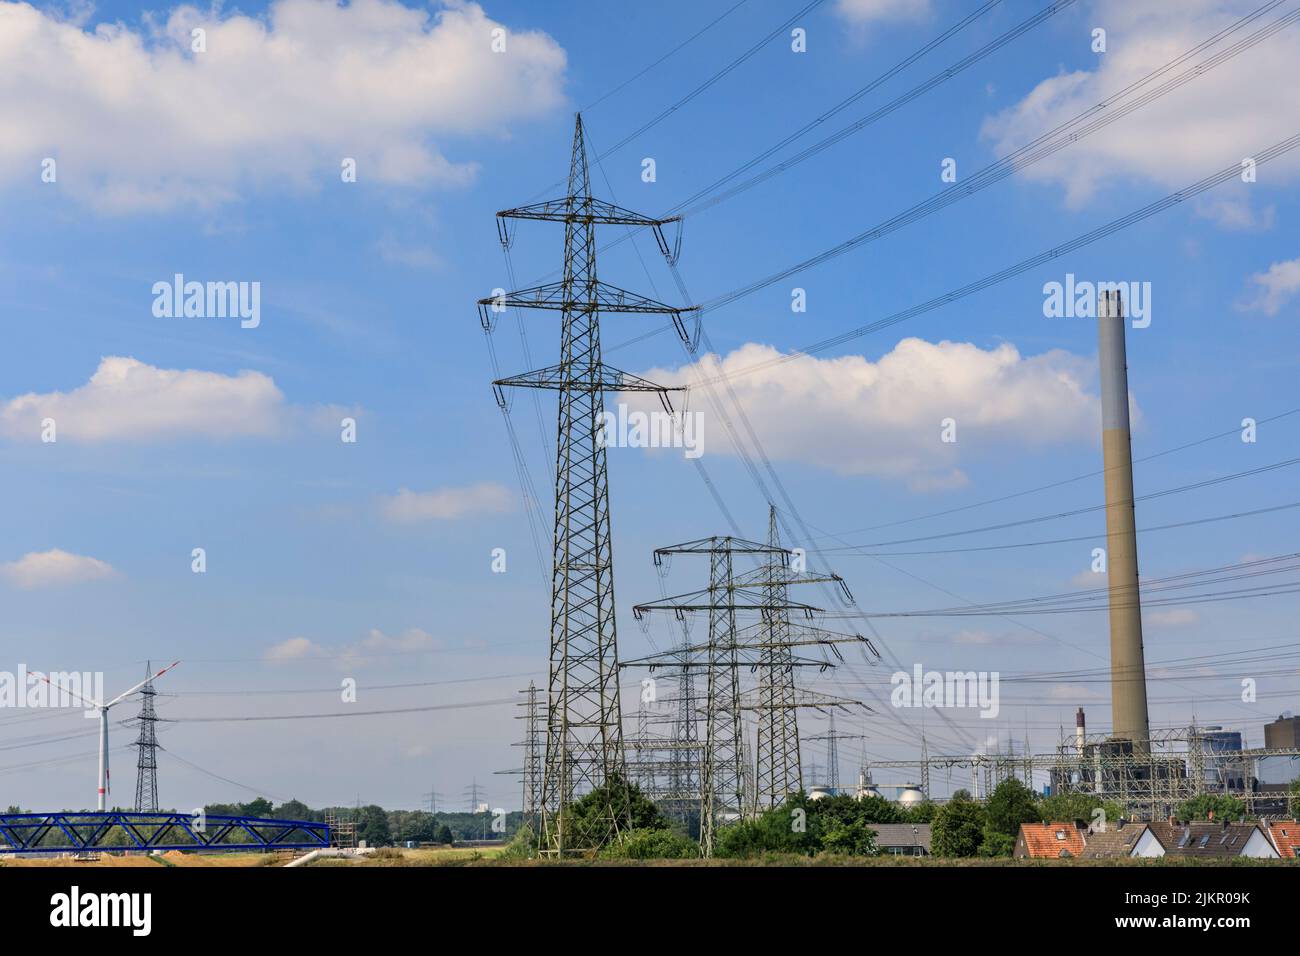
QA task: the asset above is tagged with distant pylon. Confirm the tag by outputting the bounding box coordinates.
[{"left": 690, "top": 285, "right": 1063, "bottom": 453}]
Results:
[
  {"left": 133, "top": 662, "right": 160, "bottom": 812},
  {"left": 521, "top": 682, "right": 542, "bottom": 832},
  {"left": 481, "top": 114, "right": 697, "bottom": 853}
]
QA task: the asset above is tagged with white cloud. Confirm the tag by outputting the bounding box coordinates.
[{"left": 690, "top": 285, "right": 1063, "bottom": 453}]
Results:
[
  {"left": 1238, "top": 257, "right": 1300, "bottom": 315},
  {"left": 835, "top": 0, "right": 931, "bottom": 26},
  {"left": 380, "top": 482, "right": 513, "bottom": 523},
  {"left": 340, "top": 627, "right": 439, "bottom": 667},
  {"left": 1069, "top": 569, "right": 1106, "bottom": 589},
  {"left": 638, "top": 338, "right": 1103, "bottom": 488},
  {"left": 265, "top": 627, "right": 440, "bottom": 667},
  {"left": 0, "top": 356, "right": 328, "bottom": 442},
  {"left": 264, "top": 636, "right": 324, "bottom": 662},
  {"left": 0, "top": 0, "right": 566, "bottom": 211},
  {"left": 1, "top": 548, "right": 115, "bottom": 589},
  {"left": 981, "top": 0, "right": 1300, "bottom": 209},
  {"left": 1147, "top": 608, "right": 1199, "bottom": 628}
]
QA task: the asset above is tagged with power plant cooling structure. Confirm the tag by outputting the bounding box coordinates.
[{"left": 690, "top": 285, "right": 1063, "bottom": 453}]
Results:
[{"left": 1097, "top": 289, "right": 1151, "bottom": 751}]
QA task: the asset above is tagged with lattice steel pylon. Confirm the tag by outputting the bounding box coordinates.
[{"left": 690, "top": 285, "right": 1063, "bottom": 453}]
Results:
[
  {"left": 517, "top": 682, "right": 543, "bottom": 834},
  {"left": 756, "top": 506, "right": 802, "bottom": 809},
  {"left": 480, "top": 115, "right": 697, "bottom": 853},
  {"left": 132, "top": 661, "right": 160, "bottom": 813}
]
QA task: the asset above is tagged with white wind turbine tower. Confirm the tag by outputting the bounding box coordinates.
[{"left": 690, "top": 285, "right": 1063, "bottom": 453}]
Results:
[{"left": 43, "top": 661, "right": 180, "bottom": 811}]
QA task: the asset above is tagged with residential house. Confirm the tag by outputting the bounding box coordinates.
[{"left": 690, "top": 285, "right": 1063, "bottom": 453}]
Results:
[
  {"left": 872, "top": 823, "right": 930, "bottom": 856},
  {"left": 1147, "top": 821, "right": 1279, "bottom": 859},
  {"left": 1014, "top": 822, "right": 1086, "bottom": 859},
  {"left": 1078, "top": 821, "right": 1164, "bottom": 859}
]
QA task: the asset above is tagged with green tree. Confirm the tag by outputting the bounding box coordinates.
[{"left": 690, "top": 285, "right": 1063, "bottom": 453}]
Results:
[
  {"left": 558, "top": 774, "right": 667, "bottom": 850},
  {"left": 983, "top": 778, "right": 1040, "bottom": 840},
  {"left": 1176, "top": 793, "right": 1247, "bottom": 822},
  {"left": 821, "top": 818, "right": 878, "bottom": 856},
  {"left": 715, "top": 794, "right": 822, "bottom": 858},
  {"left": 240, "top": 797, "right": 274, "bottom": 818},
  {"left": 435, "top": 824, "right": 454, "bottom": 845},
  {"left": 902, "top": 800, "right": 936, "bottom": 824},
  {"left": 1289, "top": 779, "right": 1300, "bottom": 817},
  {"left": 847, "top": 794, "right": 905, "bottom": 824},
  {"left": 931, "top": 795, "right": 986, "bottom": 857},
  {"left": 357, "top": 804, "right": 391, "bottom": 846}
]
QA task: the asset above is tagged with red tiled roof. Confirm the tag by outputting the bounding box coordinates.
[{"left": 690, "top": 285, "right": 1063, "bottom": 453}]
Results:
[
  {"left": 1019, "top": 822, "right": 1086, "bottom": 859},
  {"left": 1268, "top": 821, "right": 1300, "bottom": 859}
]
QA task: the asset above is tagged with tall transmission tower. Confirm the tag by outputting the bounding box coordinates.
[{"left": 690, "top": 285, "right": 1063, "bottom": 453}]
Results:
[
  {"left": 480, "top": 114, "right": 696, "bottom": 853},
  {"left": 132, "top": 662, "right": 160, "bottom": 812}
]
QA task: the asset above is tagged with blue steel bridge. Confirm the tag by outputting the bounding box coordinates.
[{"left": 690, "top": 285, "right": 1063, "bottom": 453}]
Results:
[{"left": 0, "top": 811, "right": 329, "bottom": 854}]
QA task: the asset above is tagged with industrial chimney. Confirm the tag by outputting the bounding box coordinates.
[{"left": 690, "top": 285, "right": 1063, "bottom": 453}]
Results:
[
  {"left": 1098, "top": 289, "right": 1151, "bottom": 750},
  {"left": 1076, "top": 707, "right": 1086, "bottom": 755}
]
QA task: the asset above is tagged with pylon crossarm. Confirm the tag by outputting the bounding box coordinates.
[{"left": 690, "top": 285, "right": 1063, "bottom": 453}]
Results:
[
  {"left": 731, "top": 566, "right": 847, "bottom": 590},
  {"left": 633, "top": 586, "right": 823, "bottom": 618},
  {"left": 653, "top": 535, "right": 783, "bottom": 558},
  {"left": 623, "top": 651, "right": 833, "bottom": 671},
  {"left": 498, "top": 196, "right": 679, "bottom": 228},
  {"left": 478, "top": 279, "right": 697, "bottom": 316},
  {"left": 493, "top": 362, "right": 681, "bottom": 395}
]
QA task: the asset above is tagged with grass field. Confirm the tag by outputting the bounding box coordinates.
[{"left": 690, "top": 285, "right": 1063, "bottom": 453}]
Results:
[{"left": 3, "top": 847, "right": 1294, "bottom": 867}]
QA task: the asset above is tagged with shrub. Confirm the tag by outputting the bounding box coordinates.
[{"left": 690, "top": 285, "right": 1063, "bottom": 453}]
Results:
[{"left": 598, "top": 828, "right": 699, "bottom": 860}]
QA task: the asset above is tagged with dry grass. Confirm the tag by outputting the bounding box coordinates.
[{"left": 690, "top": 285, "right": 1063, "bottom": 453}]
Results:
[{"left": 1, "top": 850, "right": 282, "bottom": 868}]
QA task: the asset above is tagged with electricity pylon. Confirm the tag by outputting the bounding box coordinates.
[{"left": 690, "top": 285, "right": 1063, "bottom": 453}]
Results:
[
  {"left": 42, "top": 661, "right": 179, "bottom": 811},
  {"left": 633, "top": 536, "right": 782, "bottom": 854},
  {"left": 805, "top": 712, "right": 867, "bottom": 792},
  {"left": 480, "top": 114, "right": 697, "bottom": 853},
  {"left": 518, "top": 682, "right": 542, "bottom": 832},
  {"left": 132, "top": 662, "right": 160, "bottom": 812},
  {"left": 629, "top": 525, "right": 872, "bottom": 852}
]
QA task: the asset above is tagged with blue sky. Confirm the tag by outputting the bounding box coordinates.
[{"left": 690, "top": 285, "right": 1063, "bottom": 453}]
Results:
[{"left": 2, "top": 0, "right": 1298, "bottom": 811}]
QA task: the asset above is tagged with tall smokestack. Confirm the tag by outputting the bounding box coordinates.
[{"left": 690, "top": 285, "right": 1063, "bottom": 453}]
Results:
[
  {"left": 1098, "top": 289, "right": 1150, "bottom": 750},
  {"left": 1075, "top": 707, "right": 1086, "bottom": 755}
]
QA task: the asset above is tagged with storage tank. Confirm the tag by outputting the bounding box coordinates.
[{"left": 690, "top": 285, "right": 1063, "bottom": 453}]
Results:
[{"left": 898, "top": 784, "right": 925, "bottom": 807}]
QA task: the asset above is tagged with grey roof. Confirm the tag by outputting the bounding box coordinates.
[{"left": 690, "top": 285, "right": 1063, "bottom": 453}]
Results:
[
  {"left": 1147, "top": 822, "right": 1267, "bottom": 857},
  {"left": 1079, "top": 824, "right": 1148, "bottom": 859},
  {"left": 871, "top": 823, "right": 931, "bottom": 851}
]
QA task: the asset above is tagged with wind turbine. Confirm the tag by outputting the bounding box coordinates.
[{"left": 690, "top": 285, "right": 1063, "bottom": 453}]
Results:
[{"left": 42, "top": 661, "right": 180, "bottom": 811}]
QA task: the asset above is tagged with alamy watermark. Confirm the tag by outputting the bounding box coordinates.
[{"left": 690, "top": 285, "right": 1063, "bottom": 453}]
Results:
[
  {"left": 152, "top": 273, "right": 261, "bottom": 328},
  {"left": 1042, "top": 273, "right": 1151, "bottom": 328},
  {"left": 891, "top": 664, "right": 1000, "bottom": 719},
  {"left": 0, "top": 666, "right": 103, "bottom": 709},
  {"left": 597, "top": 403, "right": 704, "bottom": 459}
]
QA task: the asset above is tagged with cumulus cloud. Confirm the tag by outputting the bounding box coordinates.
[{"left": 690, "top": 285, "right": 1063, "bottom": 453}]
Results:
[
  {"left": 636, "top": 338, "right": 1102, "bottom": 488},
  {"left": 0, "top": 0, "right": 566, "bottom": 211},
  {"left": 379, "top": 482, "right": 513, "bottom": 523},
  {"left": 980, "top": 0, "right": 1300, "bottom": 209},
  {"left": 1, "top": 549, "right": 115, "bottom": 589},
  {"left": 835, "top": 0, "right": 931, "bottom": 26},
  {"left": 0, "top": 356, "right": 336, "bottom": 442},
  {"left": 1238, "top": 257, "right": 1300, "bottom": 315}
]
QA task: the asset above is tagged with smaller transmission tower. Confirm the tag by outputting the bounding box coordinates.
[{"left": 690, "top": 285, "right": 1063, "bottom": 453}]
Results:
[
  {"left": 133, "top": 662, "right": 160, "bottom": 812},
  {"left": 519, "top": 682, "right": 543, "bottom": 832},
  {"left": 805, "top": 716, "right": 866, "bottom": 793}
]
